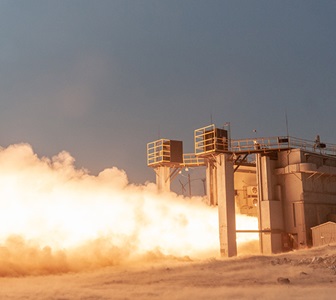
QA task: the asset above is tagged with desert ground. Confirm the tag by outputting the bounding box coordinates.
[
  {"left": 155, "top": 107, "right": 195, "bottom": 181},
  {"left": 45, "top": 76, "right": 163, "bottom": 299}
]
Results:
[{"left": 0, "top": 243, "right": 335, "bottom": 300}]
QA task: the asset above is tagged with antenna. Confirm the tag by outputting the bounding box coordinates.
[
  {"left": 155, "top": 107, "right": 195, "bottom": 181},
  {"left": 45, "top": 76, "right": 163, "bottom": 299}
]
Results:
[
  {"left": 285, "top": 110, "right": 289, "bottom": 137},
  {"left": 285, "top": 110, "right": 290, "bottom": 165}
]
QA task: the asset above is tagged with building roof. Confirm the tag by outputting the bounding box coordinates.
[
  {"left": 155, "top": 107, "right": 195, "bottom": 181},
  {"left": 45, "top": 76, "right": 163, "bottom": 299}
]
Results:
[{"left": 311, "top": 221, "right": 336, "bottom": 230}]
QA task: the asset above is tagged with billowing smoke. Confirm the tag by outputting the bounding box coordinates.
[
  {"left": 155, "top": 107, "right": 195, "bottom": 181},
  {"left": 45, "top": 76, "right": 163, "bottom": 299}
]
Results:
[{"left": 0, "top": 144, "right": 257, "bottom": 276}]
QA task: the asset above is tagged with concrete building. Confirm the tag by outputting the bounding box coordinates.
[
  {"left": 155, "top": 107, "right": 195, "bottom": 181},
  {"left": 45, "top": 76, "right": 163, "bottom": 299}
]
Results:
[{"left": 270, "top": 148, "right": 336, "bottom": 250}]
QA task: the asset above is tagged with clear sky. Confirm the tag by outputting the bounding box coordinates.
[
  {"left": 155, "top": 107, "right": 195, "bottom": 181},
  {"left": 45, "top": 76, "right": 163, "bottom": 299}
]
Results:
[{"left": 1, "top": 0, "right": 336, "bottom": 184}]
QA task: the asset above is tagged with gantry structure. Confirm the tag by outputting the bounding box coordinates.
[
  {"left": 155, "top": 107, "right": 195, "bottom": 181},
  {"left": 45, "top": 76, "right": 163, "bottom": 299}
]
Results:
[{"left": 147, "top": 124, "right": 336, "bottom": 257}]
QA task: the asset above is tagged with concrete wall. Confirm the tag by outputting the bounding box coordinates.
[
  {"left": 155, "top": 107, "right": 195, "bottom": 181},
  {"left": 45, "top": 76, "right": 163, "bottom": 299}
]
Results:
[
  {"left": 312, "top": 221, "right": 336, "bottom": 247},
  {"left": 302, "top": 171, "right": 336, "bottom": 246},
  {"left": 275, "top": 149, "right": 336, "bottom": 248}
]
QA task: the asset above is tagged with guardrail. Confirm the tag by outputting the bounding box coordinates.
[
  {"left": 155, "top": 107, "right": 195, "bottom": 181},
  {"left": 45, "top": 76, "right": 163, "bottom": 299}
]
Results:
[
  {"left": 148, "top": 134, "right": 336, "bottom": 167},
  {"left": 183, "top": 153, "right": 205, "bottom": 166},
  {"left": 231, "top": 136, "right": 336, "bottom": 156},
  {"left": 194, "top": 124, "right": 228, "bottom": 155},
  {"left": 147, "top": 139, "right": 171, "bottom": 166}
]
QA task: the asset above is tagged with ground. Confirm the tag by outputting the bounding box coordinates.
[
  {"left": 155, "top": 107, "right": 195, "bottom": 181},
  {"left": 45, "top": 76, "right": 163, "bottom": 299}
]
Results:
[{"left": 1, "top": 244, "right": 336, "bottom": 300}]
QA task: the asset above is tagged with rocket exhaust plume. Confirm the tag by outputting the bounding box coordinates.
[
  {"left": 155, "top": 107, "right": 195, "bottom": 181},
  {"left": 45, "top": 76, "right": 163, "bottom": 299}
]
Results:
[{"left": 0, "top": 144, "right": 257, "bottom": 276}]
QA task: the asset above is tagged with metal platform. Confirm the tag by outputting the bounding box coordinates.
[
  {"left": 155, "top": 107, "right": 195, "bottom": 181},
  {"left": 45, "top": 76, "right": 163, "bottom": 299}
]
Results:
[
  {"left": 148, "top": 126, "right": 336, "bottom": 168},
  {"left": 147, "top": 139, "right": 205, "bottom": 168},
  {"left": 194, "top": 124, "right": 336, "bottom": 157},
  {"left": 194, "top": 124, "right": 228, "bottom": 156},
  {"left": 231, "top": 136, "right": 336, "bottom": 156}
]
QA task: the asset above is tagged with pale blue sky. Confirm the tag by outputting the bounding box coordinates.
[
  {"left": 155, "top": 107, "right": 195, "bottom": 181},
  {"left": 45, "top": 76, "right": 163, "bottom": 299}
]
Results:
[{"left": 1, "top": 0, "right": 336, "bottom": 183}]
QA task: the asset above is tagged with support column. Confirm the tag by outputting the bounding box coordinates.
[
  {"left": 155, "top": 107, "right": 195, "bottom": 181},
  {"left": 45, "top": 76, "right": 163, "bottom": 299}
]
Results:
[
  {"left": 256, "top": 154, "right": 284, "bottom": 254},
  {"left": 155, "top": 166, "right": 171, "bottom": 192},
  {"left": 216, "top": 153, "right": 237, "bottom": 257},
  {"left": 206, "top": 160, "right": 217, "bottom": 206}
]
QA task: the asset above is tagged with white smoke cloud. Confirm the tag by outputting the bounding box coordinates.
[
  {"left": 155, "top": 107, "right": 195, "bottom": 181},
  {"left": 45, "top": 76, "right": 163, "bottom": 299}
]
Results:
[{"left": 0, "top": 143, "right": 257, "bottom": 276}]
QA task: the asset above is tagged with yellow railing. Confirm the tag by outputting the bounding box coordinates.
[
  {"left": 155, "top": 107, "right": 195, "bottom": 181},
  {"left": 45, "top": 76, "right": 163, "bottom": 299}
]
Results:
[
  {"left": 183, "top": 153, "right": 205, "bottom": 166},
  {"left": 230, "top": 136, "right": 289, "bottom": 153},
  {"left": 148, "top": 134, "right": 336, "bottom": 167},
  {"left": 147, "top": 139, "right": 171, "bottom": 166},
  {"left": 231, "top": 136, "right": 336, "bottom": 156},
  {"left": 194, "top": 124, "right": 228, "bottom": 156}
]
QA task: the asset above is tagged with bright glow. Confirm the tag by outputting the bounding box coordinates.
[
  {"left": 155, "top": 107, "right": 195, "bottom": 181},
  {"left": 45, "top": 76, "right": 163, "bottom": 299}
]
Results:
[{"left": 0, "top": 143, "right": 258, "bottom": 275}]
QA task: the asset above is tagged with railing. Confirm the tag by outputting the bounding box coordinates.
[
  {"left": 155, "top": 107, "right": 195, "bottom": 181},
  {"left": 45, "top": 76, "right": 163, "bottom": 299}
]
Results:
[
  {"left": 194, "top": 124, "right": 228, "bottom": 156},
  {"left": 183, "top": 153, "right": 205, "bottom": 167},
  {"left": 148, "top": 134, "right": 336, "bottom": 167},
  {"left": 231, "top": 136, "right": 336, "bottom": 156},
  {"left": 230, "top": 136, "right": 290, "bottom": 153},
  {"left": 147, "top": 139, "right": 171, "bottom": 166},
  {"left": 147, "top": 139, "right": 206, "bottom": 167},
  {"left": 289, "top": 136, "right": 336, "bottom": 156}
]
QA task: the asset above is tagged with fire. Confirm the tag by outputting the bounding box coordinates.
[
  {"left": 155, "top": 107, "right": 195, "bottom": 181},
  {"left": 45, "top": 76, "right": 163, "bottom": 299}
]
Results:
[{"left": 0, "top": 143, "right": 258, "bottom": 275}]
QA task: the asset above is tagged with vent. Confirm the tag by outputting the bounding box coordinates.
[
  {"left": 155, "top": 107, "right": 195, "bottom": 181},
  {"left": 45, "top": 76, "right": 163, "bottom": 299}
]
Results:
[{"left": 247, "top": 186, "right": 258, "bottom": 196}]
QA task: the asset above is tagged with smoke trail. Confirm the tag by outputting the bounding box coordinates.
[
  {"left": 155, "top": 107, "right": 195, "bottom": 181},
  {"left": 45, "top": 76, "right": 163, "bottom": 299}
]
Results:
[{"left": 0, "top": 144, "right": 257, "bottom": 276}]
